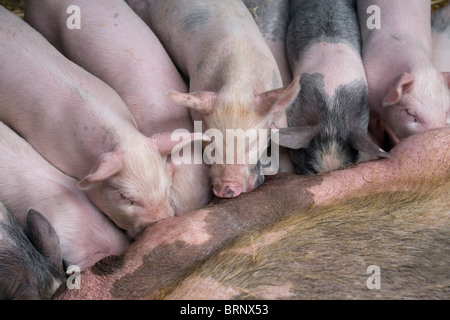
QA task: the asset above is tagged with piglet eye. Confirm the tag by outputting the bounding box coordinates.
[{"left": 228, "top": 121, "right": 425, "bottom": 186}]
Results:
[
  {"left": 405, "top": 109, "right": 418, "bottom": 123},
  {"left": 119, "top": 192, "right": 134, "bottom": 206}
]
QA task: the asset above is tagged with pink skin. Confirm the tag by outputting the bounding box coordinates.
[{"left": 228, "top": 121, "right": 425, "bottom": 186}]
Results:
[
  {"left": 126, "top": 0, "right": 300, "bottom": 198},
  {"left": 0, "top": 6, "right": 185, "bottom": 239},
  {"left": 292, "top": 43, "right": 367, "bottom": 99},
  {"left": 264, "top": 34, "right": 293, "bottom": 88},
  {"left": 432, "top": 5, "right": 450, "bottom": 73},
  {"left": 358, "top": 0, "right": 450, "bottom": 145},
  {"left": 243, "top": 0, "right": 294, "bottom": 173},
  {"left": 25, "top": 0, "right": 212, "bottom": 216},
  {"left": 0, "top": 122, "right": 129, "bottom": 271},
  {"left": 210, "top": 164, "right": 259, "bottom": 197},
  {"left": 56, "top": 126, "right": 450, "bottom": 300},
  {"left": 242, "top": 0, "right": 293, "bottom": 87}
]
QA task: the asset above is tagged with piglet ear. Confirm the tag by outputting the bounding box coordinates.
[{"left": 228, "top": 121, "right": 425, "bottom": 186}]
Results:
[
  {"left": 25, "top": 208, "right": 63, "bottom": 270},
  {"left": 274, "top": 125, "right": 319, "bottom": 149},
  {"left": 78, "top": 150, "right": 124, "bottom": 190},
  {"left": 349, "top": 126, "right": 390, "bottom": 158},
  {"left": 382, "top": 72, "right": 414, "bottom": 107},
  {"left": 442, "top": 72, "right": 450, "bottom": 89},
  {"left": 167, "top": 90, "right": 216, "bottom": 114},
  {"left": 152, "top": 131, "right": 207, "bottom": 157},
  {"left": 255, "top": 76, "right": 300, "bottom": 116},
  {"left": 15, "top": 288, "right": 41, "bottom": 300}
]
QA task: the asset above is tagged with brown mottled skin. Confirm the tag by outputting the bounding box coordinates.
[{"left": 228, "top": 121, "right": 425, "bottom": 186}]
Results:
[{"left": 55, "top": 127, "right": 450, "bottom": 299}]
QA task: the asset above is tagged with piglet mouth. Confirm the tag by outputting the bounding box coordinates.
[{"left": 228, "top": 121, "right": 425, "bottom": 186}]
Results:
[
  {"left": 381, "top": 119, "right": 400, "bottom": 151},
  {"left": 369, "top": 111, "right": 400, "bottom": 152}
]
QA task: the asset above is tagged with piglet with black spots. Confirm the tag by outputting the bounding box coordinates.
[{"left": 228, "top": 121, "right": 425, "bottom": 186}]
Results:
[
  {"left": 0, "top": 203, "right": 65, "bottom": 300},
  {"left": 279, "top": 0, "right": 389, "bottom": 175}
]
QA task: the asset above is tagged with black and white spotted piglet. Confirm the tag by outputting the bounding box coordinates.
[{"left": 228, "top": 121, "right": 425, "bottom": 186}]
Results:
[
  {"left": 0, "top": 203, "right": 65, "bottom": 300},
  {"left": 278, "top": 0, "right": 389, "bottom": 175}
]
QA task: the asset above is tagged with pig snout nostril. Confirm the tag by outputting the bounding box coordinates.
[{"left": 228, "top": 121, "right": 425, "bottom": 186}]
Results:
[
  {"left": 213, "top": 185, "right": 243, "bottom": 198},
  {"left": 213, "top": 186, "right": 234, "bottom": 198},
  {"left": 212, "top": 186, "right": 223, "bottom": 198}
]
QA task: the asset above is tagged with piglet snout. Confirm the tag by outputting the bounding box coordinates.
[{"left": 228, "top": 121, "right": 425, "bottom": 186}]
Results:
[{"left": 213, "top": 185, "right": 243, "bottom": 198}]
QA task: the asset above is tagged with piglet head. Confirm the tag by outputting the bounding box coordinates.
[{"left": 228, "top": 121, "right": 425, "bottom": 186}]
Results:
[
  {"left": 277, "top": 75, "right": 389, "bottom": 175},
  {"left": 277, "top": 125, "right": 390, "bottom": 175},
  {"left": 382, "top": 71, "right": 450, "bottom": 140},
  {"left": 168, "top": 77, "right": 300, "bottom": 198},
  {"left": 0, "top": 206, "right": 65, "bottom": 300},
  {"left": 78, "top": 133, "right": 197, "bottom": 239}
]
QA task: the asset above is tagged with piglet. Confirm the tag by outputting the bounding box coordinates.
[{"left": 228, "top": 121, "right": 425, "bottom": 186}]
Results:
[
  {"left": 0, "top": 203, "right": 65, "bottom": 300},
  {"left": 358, "top": 0, "right": 450, "bottom": 143},
  {"left": 0, "top": 6, "right": 188, "bottom": 239},
  {"left": 242, "top": 0, "right": 294, "bottom": 173},
  {"left": 0, "top": 121, "right": 129, "bottom": 271},
  {"left": 126, "top": 0, "right": 300, "bottom": 198},
  {"left": 278, "top": 0, "right": 389, "bottom": 175},
  {"left": 25, "top": 0, "right": 212, "bottom": 216},
  {"left": 242, "top": 0, "right": 292, "bottom": 86},
  {"left": 432, "top": 4, "right": 450, "bottom": 74}
]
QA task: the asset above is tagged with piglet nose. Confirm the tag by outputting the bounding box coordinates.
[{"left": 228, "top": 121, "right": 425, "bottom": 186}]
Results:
[{"left": 213, "top": 185, "right": 243, "bottom": 198}]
